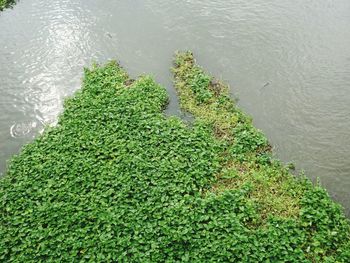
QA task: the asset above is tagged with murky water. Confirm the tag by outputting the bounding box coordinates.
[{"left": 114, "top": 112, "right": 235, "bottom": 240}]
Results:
[{"left": 1, "top": 0, "right": 349, "bottom": 214}]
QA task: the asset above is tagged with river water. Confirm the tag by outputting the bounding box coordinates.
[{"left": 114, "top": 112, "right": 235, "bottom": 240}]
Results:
[{"left": 0, "top": 0, "right": 349, "bottom": 214}]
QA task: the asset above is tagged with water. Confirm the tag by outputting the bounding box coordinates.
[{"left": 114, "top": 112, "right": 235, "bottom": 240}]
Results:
[{"left": 1, "top": 0, "right": 349, "bottom": 214}]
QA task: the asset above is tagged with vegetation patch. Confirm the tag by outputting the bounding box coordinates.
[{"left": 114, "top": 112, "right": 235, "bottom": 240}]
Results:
[
  {"left": 0, "top": 54, "right": 349, "bottom": 262},
  {"left": 173, "top": 52, "right": 300, "bottom": 219},
  {"left": 0, "top": 0, "right": 16, "bottom": 11}
]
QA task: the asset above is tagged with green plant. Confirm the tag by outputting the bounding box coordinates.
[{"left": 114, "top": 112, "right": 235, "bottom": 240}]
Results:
[
  {"left": 0, "top": 54, "right": 349, "bottom": 262},
  {"left": 173, "top": 51, "right": 350, "bottom": 261},
  {"left": 0, "top": 0, "right": 16, "bottom": 11}
]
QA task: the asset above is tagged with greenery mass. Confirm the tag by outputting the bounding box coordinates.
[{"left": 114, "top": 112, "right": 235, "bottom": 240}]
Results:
[
  {"left": 0, "top": 0, "right": 16, "bottom": 11},
  {"left": 0, "top": 52, "right": 349, "bottom": 262}
]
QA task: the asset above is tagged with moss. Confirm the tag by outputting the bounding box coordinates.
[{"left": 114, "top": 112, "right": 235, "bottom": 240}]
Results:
[{"left": 0, "top": 55, "right": 349, "bottom": 262}]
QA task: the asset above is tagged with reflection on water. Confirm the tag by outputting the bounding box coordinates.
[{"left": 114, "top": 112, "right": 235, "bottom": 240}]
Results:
[{"left": 0, "top": 0, "right": 349, "bottom": 214}]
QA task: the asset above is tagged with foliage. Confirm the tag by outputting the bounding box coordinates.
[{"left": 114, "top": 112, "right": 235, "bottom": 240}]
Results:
[
  {"left": 173, "top": 51, "right": 350, "bottom": 261},
  {"left": 0, "top": 55, "right": 349, "bottom": 262},
  {"left": 0, "top": 0, "right": 16, "bottom": 11}
]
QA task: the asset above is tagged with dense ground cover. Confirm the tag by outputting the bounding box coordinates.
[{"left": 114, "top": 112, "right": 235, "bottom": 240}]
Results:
[
  {"left": 0, "top": 52, "right": 349, "bottom": 262},
  {"left": 0, "top": 0, "right": 16, "bottom": 11}
]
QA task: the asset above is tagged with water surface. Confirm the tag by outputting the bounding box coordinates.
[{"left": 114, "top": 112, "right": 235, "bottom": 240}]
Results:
[{"left": 1, "top": 0, "right": 349, "bottom": 214}]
